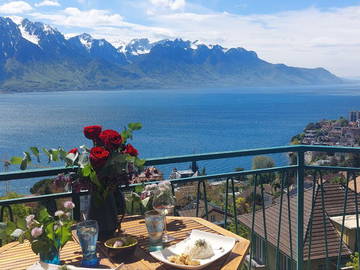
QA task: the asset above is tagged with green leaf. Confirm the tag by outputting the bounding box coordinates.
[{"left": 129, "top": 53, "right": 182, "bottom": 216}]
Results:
[
  {"left": 141, "top": 196, "right": 150, "bottom": 208},
  {"left": 10, "top": 156, "right": 23, "bottom": 165},
  {"left": 46, "top": 222, "right": 55, "bottom": 241},
  {"left": 89, "top": 170, "right": 101, "bottom": 188},
  {"left": 38, "top": 208, "right": 51, "bottom": 223},
  {"left": 134, "top": 158, "right": 146, "bottom": 168},
  {"left": 125, "top": 155, "right": 135, "bottom": 162},
  {"left": 128, "top": 122, "right": 142, "bottom": 131},
  {"left": 131, "top": 192, "right": 141, "bottom": 202},
  {"left": 17, "top": 218, "right": 27, "bottom": 231},
  {"left": 42, "top": 147, "right": 50, "bottom": 156},
  {"left": 4, "top": 222, "right": 16, "bottom": 235},
  {"left": 30, "top": 147, "right": 40, "bottom": 162},
  {"left": 81, "top": 164, "right": 92, "bottom": 177},
  {"left": 24, "top": 152, "right": 32, "bottom": 162},
  {"left": 59, "top": 225, "right": 72, "bottom": 248},
  {"left": 121, "top": 129, "right": 133, "bottom": 142},
  {"left": 58, "top": 148, "right": 68, "bottom": 161},
  {"left": 50, "top": 149, "right": 59, "bottom": 162},
  {"left": 134, "top": 185, "right": 144, "bottom": 193},
  {"left": 42, "top": 148, "right": 51, "bottom": 163}
]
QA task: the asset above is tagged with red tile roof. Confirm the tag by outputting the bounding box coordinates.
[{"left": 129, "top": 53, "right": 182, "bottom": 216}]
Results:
[{"left": 238, "top": 182, "right": 358, "bottom": 261}]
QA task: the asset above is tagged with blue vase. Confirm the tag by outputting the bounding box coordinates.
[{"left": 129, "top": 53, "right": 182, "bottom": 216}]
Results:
[{"left": 40, "top": 250, "right": 60, "bottom": 265}]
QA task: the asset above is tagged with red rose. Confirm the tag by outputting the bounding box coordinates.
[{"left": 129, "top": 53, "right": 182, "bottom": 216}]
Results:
[
  {"left": 124, "top": 144, "right": 139, "bottom": 156},
  {"left": 68, "top": 148, "right": 78, "bottom": 154},
  {"left": 89, "top": 147, "right": 109, "bottom": 169},
  {"left": 99, "top": 130, "right": 123, "bottom": 150},
  {"left": 83, "top": 125, "right": 102, "bottom": 140}
]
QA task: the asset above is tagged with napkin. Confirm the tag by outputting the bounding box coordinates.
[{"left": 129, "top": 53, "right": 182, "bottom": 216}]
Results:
[{"left": 26, "top": 261, "right": 116, "bottom": 270}]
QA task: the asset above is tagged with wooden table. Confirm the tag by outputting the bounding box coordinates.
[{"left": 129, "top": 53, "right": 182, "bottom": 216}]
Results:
[{"left": 0, "top": 216, "right": 250, "bottom": 270}]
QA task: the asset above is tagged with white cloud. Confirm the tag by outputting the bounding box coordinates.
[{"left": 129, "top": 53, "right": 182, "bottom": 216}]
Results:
[
  {"left": 31, "top": 7, "right": 124, "bottom": 27},
  {"left": 147, "top": 0, "right": 185, "bottom": 15},
  {"left": 26, "top": 3, "right": 360, "bottom": 77},
  {"left": 30, "top": 7, "right": 172, "bottom": 47},
  {"left": 0, "top": 1, "right": 32, "bottom": 14},
  {"left": 149, "top": 0, "right": 185, "bottom": 10},
  {"left": 146, "top": 6, "right": 360, "bottom": 77},
  {"left": 35, "top": 1, "right": 60, "bottom": 7}
]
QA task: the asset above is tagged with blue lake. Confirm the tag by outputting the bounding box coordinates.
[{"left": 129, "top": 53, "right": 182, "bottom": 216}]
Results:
[{"left": 1, "top": 84, "right": 360, "bottom": 195}]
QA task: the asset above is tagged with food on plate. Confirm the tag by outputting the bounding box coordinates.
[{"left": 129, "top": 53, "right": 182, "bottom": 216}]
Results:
[
  {"left": 113, "top": 240, "right": 124, "bottom": 248},
  {"left": 186, "top": 239, "right": 214, "bottom": 259},
  {"left": 168, "top": 254, "right": 200, "bottom": 266}
]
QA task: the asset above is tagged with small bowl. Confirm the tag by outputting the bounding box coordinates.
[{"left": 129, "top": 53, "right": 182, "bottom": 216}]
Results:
[{"left": 104, "top": 235, "right": 138, "bottom": 260}]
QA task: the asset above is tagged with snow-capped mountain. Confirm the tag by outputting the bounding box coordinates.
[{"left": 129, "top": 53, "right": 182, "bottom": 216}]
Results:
[
  {"left": 0, "top": 16, "right": 342, "bottom": 92},
  {"left": 68, "top": 33, "right": 127, "bottom": 65},
  {"left": 119, "top": 38, "right": 153, "bottom": 55}
]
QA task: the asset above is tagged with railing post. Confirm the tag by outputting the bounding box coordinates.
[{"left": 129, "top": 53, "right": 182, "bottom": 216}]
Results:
[{"left": 296, "top": 150, "right": 304, "bottom": 270}]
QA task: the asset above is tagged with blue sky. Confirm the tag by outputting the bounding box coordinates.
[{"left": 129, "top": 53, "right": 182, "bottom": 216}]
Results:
[{"left": 0, "top": 0, "right": 360, "bottom": 77}]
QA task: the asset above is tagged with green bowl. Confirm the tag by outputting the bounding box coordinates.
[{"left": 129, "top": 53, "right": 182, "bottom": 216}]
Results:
[{"left": 104, "top": 236, "right": 138, "bottom": 260}]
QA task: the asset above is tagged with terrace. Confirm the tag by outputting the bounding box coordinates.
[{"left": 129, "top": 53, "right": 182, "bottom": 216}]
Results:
[{"left": 1, "top": 144, "right": 360, "bottom": 270}]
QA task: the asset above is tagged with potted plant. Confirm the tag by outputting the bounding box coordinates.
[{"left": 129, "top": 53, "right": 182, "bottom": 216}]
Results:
[{"left": 10, "top": 201, "right": 75, "bottom": 264}]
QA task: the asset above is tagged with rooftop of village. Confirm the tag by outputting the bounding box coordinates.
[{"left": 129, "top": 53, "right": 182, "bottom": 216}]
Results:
[{"left": 291, "top": 111, "right": 360, "bottom": 147}]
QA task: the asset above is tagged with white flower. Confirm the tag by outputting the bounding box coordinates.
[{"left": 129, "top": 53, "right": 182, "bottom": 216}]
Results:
[
  {"left": 25, "top": 214, "right": 36, "bottom": 229},
  {"left": 11, "top": 229, "right": 24, "bottom": 238},
  {"left": 163, "top": 180, "right": 171, "bottom": 187},
  {"left": 64, "top": 201, "right": 75, "bottom": 209},
  {"left": 31, "top": 226, "right": 43, "bottom": 238},
  {"left": 55, "top": 210, "right": 65, "bottom": 217},
  {"left": 25, "top": 214, "right": 35, "bottom": 224}
]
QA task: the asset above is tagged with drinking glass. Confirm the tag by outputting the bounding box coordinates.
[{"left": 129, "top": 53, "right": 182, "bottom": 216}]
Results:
[
  {"left": 76, "top": 220, "right": 99, "bottom": 267},
  {"left": 152, "top": 191, "right": 175, "bottom": 242},
  {"left": 145, "top": 210, "right": 165, "bottom": 252}
]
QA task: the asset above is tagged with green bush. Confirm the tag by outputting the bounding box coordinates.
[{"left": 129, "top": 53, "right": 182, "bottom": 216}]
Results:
[
  {"left": 347, "top": 252, "right": 359, "bottom": 268},
  {"left": 0, "top": 192, "right": 31, "bottom": 245}
]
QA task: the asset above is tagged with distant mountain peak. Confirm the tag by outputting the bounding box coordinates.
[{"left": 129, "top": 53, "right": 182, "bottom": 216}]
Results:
[
  {"left": 0, "top": 15, "right": 342, "bottom": 91},
  {"left": 123, "top": 38, "right": 152, "bottom": 55},
  {"left": 77, "top": 33, "right": 93, "bottom": 50}
]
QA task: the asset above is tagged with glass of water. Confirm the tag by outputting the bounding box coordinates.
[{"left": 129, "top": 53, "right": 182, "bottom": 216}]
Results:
[
  {"left": 76, "top": 220, "right": 99, "bottom": 267},
  {"left": 145, "top": 210, "right": 165, "bottom": 252}
]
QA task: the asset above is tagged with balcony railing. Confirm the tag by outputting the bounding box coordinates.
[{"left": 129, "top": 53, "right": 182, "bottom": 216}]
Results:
[{"left": 1, "top": 145, "right": 360, "bottom": 270}]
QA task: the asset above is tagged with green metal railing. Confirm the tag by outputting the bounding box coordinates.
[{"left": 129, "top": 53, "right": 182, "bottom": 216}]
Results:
[{"left": 1, "top": 145, "right": 360, "bottom": 270}]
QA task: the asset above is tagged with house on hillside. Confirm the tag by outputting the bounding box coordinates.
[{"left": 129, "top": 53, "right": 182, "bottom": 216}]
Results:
[
  {"left": 238, "top": 182, "right": 360, "bottom": 270},
  {"left": 169, "top": 168, "right": 198, "bottom": 179},
  {"left": 131, "top": 166, "right": 163, "bottom": 183},
  {"left": 178, "top": 200, "right": 231, "bottom": 226}
]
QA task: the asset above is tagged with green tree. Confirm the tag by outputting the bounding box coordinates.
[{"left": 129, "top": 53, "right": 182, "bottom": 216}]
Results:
[
  {"left": 227, "top": 222, "right": 250, "bottom": 239},
  {"left": 251, "top": 156, "right": 276, "bottom": 184},
  {"left": 346, "top": 252, "right": 359, "bottom": 268},
  {"left": 235, "top": 197, "right": 249, "bottom": 214},
  {"left": 336, "top": 116, "right": 349, "bottom": 127},
  {"left": 252, "top": 156, "right": 275, "bottom": 170}
]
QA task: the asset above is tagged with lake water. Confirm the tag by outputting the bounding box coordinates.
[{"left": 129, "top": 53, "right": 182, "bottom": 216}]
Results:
[{"left": 1, "top": 84, "right": 360, "bottom": 195}]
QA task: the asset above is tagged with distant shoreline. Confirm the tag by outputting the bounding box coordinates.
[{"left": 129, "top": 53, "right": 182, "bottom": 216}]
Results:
[{"left": 1, "top": 82, "right": 359, "bottom": 95}]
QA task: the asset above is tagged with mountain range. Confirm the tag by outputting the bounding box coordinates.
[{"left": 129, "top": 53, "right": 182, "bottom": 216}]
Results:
[{"left": 0, "top": 16, "right": 342, "bottom": 92}]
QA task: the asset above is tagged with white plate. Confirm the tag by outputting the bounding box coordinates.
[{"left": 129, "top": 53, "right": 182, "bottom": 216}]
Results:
[{"left": 150, "top": 230, "right": 236, "bottom": 269}]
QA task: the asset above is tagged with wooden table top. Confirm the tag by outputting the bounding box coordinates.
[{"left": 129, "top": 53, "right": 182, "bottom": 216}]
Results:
[{"left": 0, "top": 216, "right": 250, "bottom": 270}]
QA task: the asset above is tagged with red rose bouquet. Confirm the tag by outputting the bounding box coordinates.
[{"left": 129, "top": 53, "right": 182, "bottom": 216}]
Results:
[
  {"left": 65, "top": 123, "right": 145, "bottom": 200},
  {"left": 11, "top": 123, "right": 145, "bottom": 201}
]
